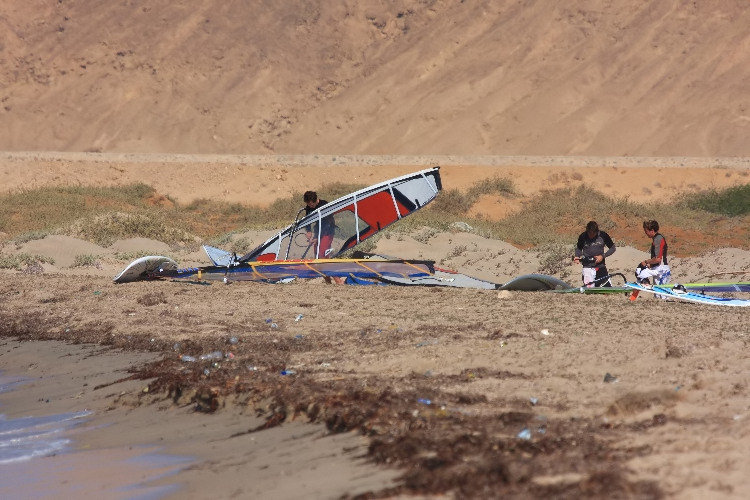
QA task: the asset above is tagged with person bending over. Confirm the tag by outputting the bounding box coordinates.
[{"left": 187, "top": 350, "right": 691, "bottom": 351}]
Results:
[
  {"left": 573, "top": 221, "right": 617, "bottom": 287},
  {"left": 303, "top": 191, "right": 335, "bottom": 259},
  {"left": 303, "top": 191, "right": 342, "bottom": 284}
]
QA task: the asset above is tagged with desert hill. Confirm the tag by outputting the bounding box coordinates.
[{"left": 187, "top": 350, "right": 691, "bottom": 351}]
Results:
[{"left": 2, "top": 1, "right": 750, "bottom": 155}]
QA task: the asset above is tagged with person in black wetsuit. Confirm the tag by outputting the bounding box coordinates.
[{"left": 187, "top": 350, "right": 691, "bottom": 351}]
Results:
[{"left": 573, "top": 220, "right": 617, "bottom": 287}]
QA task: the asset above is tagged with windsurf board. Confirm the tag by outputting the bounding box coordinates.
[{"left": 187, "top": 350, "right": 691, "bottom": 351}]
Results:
[
  {"left": 113, "top": 256, "right": 179, "bottom": 283},
  {"left": 497, "top": 274, "right": 573, "bottom": 292},
  {"left": 624, "top": 283, "right": 750, "bottom": 307}
]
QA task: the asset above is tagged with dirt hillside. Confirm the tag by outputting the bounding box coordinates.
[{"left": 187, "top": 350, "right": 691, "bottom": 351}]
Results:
[{"left": 2, "top": 1, "right": 750, "bottom": 156}]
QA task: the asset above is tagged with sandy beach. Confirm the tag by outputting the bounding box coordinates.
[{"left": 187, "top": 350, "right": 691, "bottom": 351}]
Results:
[
  {"left": 1, "top": 261, "right": 749, "bottom": 499},
  {"left": 3, "top": 2, "right": 750, "bottom": 497}
]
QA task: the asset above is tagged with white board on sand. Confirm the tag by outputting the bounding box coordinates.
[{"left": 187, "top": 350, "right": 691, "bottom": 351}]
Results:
[
  {"left": 113, "top": 256, "right": 178, "bottom": 283},
  {"left": 625, "top": 283, "right": 750, "bottom": 307}
]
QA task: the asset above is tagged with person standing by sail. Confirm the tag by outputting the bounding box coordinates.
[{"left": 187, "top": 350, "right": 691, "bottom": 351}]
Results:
[
  {"left": 303, "top": 191, "right": 336, "bottom": 258},
  {"left": 635, "top": 219, "right": 671, "bottom": 285},
  {"left": 573, "top": 221, "right": 616, "bottom": 287},
  {"left": 303, "top": 191, "right": 342, "bottom": 284}
]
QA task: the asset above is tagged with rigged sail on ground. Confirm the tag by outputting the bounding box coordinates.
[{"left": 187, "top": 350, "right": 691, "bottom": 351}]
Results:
[
  {"left": 238, "top": 167, "right": 442, "bottom": 262},
  {"left": 114, "top": 257, "right": 436, "bottom": 283}
]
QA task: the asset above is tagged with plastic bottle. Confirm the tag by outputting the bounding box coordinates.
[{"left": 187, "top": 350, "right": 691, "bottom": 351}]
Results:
[
  {"left": 199, "top": 351, "right": 223, "bottom": 361},
  {"left": 181, "top": 355, "right": 197, "bottom": 362},
  {"left": 517, "top": 428, "right": 532, "bottom": 440},
  {"left": 280, "top": 369, "right": 296, "bottom": 375}
]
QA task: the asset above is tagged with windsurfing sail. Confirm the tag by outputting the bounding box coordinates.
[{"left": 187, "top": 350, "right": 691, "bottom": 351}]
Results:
[
  {"left": 115, "top": 258, "right": 436, "bottom": 283},
  {"left": 349, "top": 270, "right": 574, "bottom": 291},
  {"left": 341, "top": 253, "right": 573, "bottom": 290},
  {"left": 237, "top": 167, "right": 442, "bottom": 262}
]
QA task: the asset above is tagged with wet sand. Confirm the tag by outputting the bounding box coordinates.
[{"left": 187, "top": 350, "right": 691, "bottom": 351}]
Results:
[{"left": 0, "top": 339, "right": 400, "bottom": 499}]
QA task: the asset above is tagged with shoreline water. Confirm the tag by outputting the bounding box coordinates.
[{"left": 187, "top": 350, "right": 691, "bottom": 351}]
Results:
[
  {"left": 0, "top": 339, "right": 401, "bottom": 499},
  {"left": 0, "top": 342, "right": 191, "bottom": 499}
]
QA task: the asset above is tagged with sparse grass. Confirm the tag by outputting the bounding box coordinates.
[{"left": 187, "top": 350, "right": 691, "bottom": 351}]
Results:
[
  {"left": 537, "top": 242, "right": 576, "bottom": 278},
  {"left": 1, "top": 180, "right": 748, "bottom": 256},
  {"left": 204, "top": 232, "right": 257, "bottom": 257},
  {"left": 430, "top": 187, "right": 474, "bottom": 215},
  {"left": 66, "top": 212, "right": 198, "bottom": 248},
  {"left": 0, "top": 184, "right": 158, "bottom": 235},
  {"left": 227, "top": 236, "right": 252, "bottom": 255},
  {"left": 0, "top": 253, "right": 55, "bottom": 270},
  {"left": 448, "top": 244, "right": 468, "bottom": 258},
  {"left": 412, "top": 226, "right": 440, "bottom": 244},
  {"left": 466, "top": 176, "right": 516, "bottom": 198},
  {"left": 450, "top": 184, "right": 749, "bottom": 252},
  {"left": 11, "top": 231, "right": 51, "bottom": 245},
  {"left": 677, "top": 184, "right": 750, "bottom": 216},
  {"left": 428, "top": 176, "right": 516, "bottom": 217},
  {"left": 72, "top": 254, "right": 99, "bottom": 268}
]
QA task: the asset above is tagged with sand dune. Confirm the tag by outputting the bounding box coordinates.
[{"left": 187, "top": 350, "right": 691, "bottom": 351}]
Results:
[{"left": 3, "top": 2, "right": 750, "bottom": 156}]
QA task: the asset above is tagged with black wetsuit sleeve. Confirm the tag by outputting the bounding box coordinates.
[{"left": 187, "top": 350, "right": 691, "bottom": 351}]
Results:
[
  {"left": 303, "top": 206, "right": 314, "bottom": 233},
  {"left": 601, "top": 231, "right": 616, "bottom": 258},
  {"left": 575, "top": 232, "right": 585, "bottom": 257}
]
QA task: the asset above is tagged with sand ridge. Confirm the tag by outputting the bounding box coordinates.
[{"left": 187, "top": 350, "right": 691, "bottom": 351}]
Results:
[{"left": 2, "top": 152, "right": 749, "bottom": 206}]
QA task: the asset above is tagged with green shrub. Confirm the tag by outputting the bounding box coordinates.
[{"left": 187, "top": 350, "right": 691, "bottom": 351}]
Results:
[
  {"left": 537, "top": 242, "right": 575, "bottom": 278},
  {"left": 679, "top": 184, "right": 750, "bottom": 216},
  {"left": 466, "top": 176, "right": 516, "bottom": 198}
]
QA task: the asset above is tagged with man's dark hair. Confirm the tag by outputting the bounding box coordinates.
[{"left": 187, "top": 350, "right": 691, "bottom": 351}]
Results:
[
  {"left": 303, "top": 191, "right": 318, "bottom": 203},
  {"left": 586, "top": 221, "right": 599, "bottom": 233},
  {"left": 643, "top": 220, "right": 660, "bottom": 232}
]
